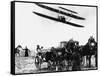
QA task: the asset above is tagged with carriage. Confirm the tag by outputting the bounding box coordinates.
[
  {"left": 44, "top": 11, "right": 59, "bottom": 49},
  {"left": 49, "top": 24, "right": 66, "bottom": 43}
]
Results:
[{"left": 35, "top": 47, "right": 69, "bottom": 71}]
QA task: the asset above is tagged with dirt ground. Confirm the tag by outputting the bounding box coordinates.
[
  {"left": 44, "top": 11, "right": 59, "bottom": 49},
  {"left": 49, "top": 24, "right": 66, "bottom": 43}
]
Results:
[{"left": 15, "top": 56, "right": 97, "bottom": 74}]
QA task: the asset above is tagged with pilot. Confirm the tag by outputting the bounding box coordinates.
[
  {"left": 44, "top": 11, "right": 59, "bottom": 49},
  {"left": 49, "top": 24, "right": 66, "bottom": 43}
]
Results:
[{"left": 62, "top": 16, "right": 65, "bottom": 22}]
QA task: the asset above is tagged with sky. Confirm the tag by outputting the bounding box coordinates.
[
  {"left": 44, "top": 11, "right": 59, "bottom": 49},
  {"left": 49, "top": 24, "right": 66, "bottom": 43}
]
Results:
[{"left": 15, "top": 2, "right": 97, "bottom": 50}]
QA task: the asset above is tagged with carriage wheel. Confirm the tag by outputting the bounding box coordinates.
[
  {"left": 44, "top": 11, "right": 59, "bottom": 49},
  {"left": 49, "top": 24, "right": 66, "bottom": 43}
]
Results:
[{"left": 35, "top": 56, "right": 41, "bottom": 69}]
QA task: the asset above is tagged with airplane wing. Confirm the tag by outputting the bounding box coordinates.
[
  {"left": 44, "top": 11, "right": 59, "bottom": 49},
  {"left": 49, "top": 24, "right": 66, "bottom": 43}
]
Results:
[
  {"left": 35, "top": 3, "right": 85, "bottom": 20},
  {"left": 33, "top": 11, "right": 84, "bottom": 27},
  {"left": 59, "top": 6, "right": 78, "bottom": 14}
]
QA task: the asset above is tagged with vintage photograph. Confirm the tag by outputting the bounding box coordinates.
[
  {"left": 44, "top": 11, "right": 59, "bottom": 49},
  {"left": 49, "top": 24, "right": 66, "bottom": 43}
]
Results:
[{"left": 13, "top": 1, "right": 97, "bottom": 74}]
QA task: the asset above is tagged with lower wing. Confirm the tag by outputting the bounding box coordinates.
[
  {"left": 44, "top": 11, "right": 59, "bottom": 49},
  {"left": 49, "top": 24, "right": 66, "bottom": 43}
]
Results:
[{"left": 33, "top": 11, "right": 84, "bottom": 28}]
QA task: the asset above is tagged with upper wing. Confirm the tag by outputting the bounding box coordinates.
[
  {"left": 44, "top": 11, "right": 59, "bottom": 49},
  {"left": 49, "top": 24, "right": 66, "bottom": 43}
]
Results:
[
  {"left": 35, "top": 3, "right": 85, "bottom": 20},
  {"left": 33, "top": 11, "right": 84, "bottom": 27},
  {"left": 59, "top": 6, "right": 78, "bottom": 14}
]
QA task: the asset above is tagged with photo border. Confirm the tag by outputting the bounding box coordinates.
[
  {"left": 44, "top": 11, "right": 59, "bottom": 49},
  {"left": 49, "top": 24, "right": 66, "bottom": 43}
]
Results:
[{"left": 11, "top": 1, "right": 98, "bottom": 75}]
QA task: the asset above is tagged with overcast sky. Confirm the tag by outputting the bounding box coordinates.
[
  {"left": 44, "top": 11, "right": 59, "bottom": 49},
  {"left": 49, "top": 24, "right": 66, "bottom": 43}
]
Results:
[{"left": 15, "top": 2, "right": 97, "bottom": 50}]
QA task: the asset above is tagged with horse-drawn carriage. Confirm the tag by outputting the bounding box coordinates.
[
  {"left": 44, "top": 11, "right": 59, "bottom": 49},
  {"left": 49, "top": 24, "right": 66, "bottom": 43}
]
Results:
[{"left": 34, "top": 37, "right": 97, "bottom": 71}]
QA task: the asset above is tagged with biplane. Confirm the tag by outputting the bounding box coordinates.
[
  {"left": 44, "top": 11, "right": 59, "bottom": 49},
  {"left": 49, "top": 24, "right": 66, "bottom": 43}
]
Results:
[{"left": 33, "top": 3, "right": 85, "bottom": 27}]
